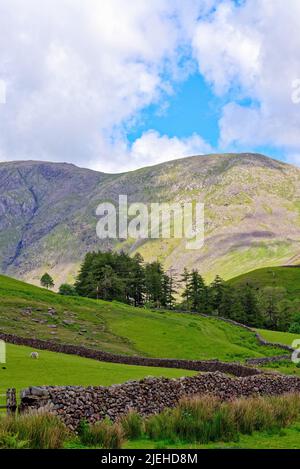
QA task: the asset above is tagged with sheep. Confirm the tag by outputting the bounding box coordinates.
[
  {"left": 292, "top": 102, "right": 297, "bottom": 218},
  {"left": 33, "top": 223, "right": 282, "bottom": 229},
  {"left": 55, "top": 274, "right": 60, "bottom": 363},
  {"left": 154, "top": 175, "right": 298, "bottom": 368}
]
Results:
[{"left": 30, "top": 351, "right": 39, "bottom": 359}]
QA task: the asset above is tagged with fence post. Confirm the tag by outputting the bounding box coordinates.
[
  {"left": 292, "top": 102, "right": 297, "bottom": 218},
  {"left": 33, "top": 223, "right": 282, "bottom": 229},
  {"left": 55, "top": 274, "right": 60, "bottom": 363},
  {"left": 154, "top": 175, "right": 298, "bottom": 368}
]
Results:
[{"left": 6, "top": 388, "right": 17, "bottom": 415}]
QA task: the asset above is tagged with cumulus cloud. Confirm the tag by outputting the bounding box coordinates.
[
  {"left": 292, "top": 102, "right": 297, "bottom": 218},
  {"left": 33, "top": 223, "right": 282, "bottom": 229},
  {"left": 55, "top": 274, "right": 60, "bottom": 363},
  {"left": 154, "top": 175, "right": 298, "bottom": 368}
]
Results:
[
  {"left": 94, "top": 130, "right": 213, "bottom": 173},
  {"left": 192, "top": 0, "right": 300, "bottom": 163},
  {"left": 1, "top": 0, "right": 300, "bottom": 171},
  {"left": 0, "top": 0, "right": 214, "bottom": 171}
]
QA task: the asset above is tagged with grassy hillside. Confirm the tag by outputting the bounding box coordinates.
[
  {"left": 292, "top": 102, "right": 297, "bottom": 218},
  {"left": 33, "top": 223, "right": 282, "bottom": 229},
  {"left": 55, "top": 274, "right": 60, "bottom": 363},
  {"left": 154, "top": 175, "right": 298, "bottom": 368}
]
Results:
[
  {"left": 256, "top": 328, "right": 300, "bottom": 347},
  {"left": 0, "top": 343, "right": 195, "bottom": 401},
  {"left": 229, "top": 266, "right": 300, "bottom": 301},
  {"left": 0, "top": 274, "right": 283, "bottom": 361}
]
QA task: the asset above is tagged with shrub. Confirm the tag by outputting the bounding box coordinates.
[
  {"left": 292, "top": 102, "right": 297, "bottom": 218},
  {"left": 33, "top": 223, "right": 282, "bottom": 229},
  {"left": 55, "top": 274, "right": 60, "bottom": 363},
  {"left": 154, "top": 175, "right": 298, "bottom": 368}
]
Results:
[
  {"left": 0, "top": 411, "right": 69, "bottom": 449},
  {"left": 59, "top": 283, "right": 76, "bottom": 296},
  {"left": 120, "top": 411, "right": 144, "bottom": 439},
  {"left": 79, "top": 418, "right": 124, "bottom": 449},
  {"left": 0, "top": 430, "right": 28, "bottom": 449}
]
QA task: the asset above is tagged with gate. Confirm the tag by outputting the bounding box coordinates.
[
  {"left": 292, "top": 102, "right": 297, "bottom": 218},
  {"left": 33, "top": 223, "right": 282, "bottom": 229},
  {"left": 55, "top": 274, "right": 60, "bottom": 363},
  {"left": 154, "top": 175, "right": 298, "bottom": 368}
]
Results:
[{"left": 0, "top": 388, "right": 17, "bottom": 415}]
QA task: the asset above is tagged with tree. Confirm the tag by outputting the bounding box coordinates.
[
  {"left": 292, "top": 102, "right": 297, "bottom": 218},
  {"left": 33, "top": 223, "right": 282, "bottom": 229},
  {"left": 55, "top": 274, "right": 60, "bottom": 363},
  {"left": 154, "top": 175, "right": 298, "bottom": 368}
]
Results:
[
  {"left": 181, "top": 268, "right": 192, "bottom": 309},
  {"left": 240, "top": 285, "right": 262, "bottom": 327},
  {"left": 40, "top": 273, "right": 54, "bottom": 289},
  {"left": 219, "top": 285, "right": 245, "bottom": 322},
  {"left": 289, "top": 312, "right": 300, "bottom": 334},
  {"left": 210, "top": 275, "right": 226, "bottom": 315},
  {"left": 145, "top": 261, "right": 164, "bottom": 307},
  {"left": 184, "top": 270, "right": 207, "bottom": 313},
  {"left": 258, "top": 287, "right": 286, "bottom": 330},
  {"left": 161, "top": 273, "right": 176, "bottom": 309},
  {"left": 59, "top": 283, "right": 76, "bottom": 296},
  {"left": 126, "top": 253, "right": 145, "bottom": 306}
]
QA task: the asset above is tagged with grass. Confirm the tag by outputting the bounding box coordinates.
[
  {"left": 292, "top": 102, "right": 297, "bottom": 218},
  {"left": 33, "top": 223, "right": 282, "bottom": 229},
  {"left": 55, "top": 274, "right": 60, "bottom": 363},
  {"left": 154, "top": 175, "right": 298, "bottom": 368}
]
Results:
[
  {"left": 67, "top": 394, "right": 300, "bottom": 450},
  {"left": 0, "top": 274, "right": 284, "bottom": 362},
  {"left": 123, "top": 394, "right": 300, "bottom": 449},
  {"left": 1, "top": 394, "right": 300, "bottom": 449},
  {"left": 229, "top": 266, "right": 300, "bottom": 304},
  {"left": 78, "top": 419, "right": 124, "bottom": 449},
  {"left": 0, "top": 343, "right": 196, "bottom": 402},
  {"left": 142, "top": 394, "right": 300, "bottom": 445},
  {"left": 0, "top": 412, "right": 68, "bottom": 449},
  {"left": 256, "top": 328, "right": 300, "bottom": 347},
  {"left": 124, "top": 423, "right": 300, "bottom": 449},
  {"left": 259, "top": 360, "right": 300, "bottom": 377}
]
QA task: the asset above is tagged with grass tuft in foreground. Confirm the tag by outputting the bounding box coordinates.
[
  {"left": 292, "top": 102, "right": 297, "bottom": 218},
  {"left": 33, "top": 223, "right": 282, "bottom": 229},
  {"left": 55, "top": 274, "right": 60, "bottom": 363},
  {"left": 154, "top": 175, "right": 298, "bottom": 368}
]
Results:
[
  {"left": 0, "top": 411, "right": 69, "bottom": 449},
  {"left": 143, "top": 393, "right": 300, "bottom": 445},
  {"left": 78, "top": 418, "right": 124, "bottom": 449},
  {"left": 1, "top": 393, "right": 300, "bottom": 449}
]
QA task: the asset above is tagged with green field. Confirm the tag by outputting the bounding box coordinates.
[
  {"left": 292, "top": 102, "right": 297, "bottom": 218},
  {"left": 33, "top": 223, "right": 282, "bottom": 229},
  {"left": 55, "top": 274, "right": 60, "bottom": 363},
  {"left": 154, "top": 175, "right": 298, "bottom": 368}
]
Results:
[
  {"left": 229, "top": 266, "right": 300, "bottom": 303},
  {"left": 256, "top": 328, "right": 300, "bottom": 347},
  {"left": 0, "top": 274, "right": 283, "bottom": 362},
  {"left": 0, "top": 343, "right": 195, "bottom": 401}
]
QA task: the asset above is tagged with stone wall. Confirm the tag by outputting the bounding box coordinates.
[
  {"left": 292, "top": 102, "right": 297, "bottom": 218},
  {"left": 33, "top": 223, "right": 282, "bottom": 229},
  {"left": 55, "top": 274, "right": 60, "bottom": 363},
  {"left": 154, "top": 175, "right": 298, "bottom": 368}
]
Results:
[
  {"left": 246, "top": 355, "right": 291, "bottom": 366},
  {"left": 20, "top": 372, "right": 300, "bottom": 431},
  {"left": 0, "top": 332, "right": 261, "bottom": 377}
]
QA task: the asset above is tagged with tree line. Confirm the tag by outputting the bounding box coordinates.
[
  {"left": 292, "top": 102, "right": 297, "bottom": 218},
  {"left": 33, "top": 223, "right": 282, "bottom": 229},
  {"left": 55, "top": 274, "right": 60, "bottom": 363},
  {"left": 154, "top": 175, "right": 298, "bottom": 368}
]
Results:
[{"left": 41, "top": 251, "right": 299, "bottom": 333}]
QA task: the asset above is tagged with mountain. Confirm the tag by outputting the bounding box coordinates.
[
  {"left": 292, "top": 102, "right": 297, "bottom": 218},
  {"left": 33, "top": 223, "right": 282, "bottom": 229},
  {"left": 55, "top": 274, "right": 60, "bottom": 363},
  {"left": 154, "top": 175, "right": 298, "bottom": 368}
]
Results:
[{"left": 0, "top": 153, "right": 300, "bottom": 285}]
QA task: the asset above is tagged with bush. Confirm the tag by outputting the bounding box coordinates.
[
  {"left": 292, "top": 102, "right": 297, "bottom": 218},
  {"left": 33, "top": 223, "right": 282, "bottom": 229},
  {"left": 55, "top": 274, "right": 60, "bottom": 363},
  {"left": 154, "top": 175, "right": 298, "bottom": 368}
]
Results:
[
  {"left": 0, "top": 430, "right": 28, "bottom": 449},
  {"left": 59, "top": 283, "right": 76, "bottom": 296},
  {"left": 78, "top": 418, "right": 124, "bottom": 449},
  {"left": 0, "top": 411, "right": 69, "bottom": 449},
  {"left": 120, "top": 411, "right": 144, "bottom": 439},
  {"left": 289, "top": 322, "right": 300, "bottom": 334}
]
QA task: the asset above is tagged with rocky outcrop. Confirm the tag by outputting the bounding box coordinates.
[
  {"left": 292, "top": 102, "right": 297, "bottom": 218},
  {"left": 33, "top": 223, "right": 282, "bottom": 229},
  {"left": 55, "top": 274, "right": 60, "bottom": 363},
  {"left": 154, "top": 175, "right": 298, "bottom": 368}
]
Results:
[{"left": 19, "top": 372, "right": 300, "bottom": 431}]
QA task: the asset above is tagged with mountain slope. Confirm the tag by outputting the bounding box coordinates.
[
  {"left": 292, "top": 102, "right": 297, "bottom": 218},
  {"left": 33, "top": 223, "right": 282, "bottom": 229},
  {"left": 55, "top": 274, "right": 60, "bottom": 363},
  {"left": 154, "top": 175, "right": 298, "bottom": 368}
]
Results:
[
  {"left": 229, "top": 266, "right": 300, "bottom": 301},
  {"left": 0, "top": 274, "right": 283, "bottom": 361},
  {"left": 1, "top": 153, "right": 300, "bottom": 284}
]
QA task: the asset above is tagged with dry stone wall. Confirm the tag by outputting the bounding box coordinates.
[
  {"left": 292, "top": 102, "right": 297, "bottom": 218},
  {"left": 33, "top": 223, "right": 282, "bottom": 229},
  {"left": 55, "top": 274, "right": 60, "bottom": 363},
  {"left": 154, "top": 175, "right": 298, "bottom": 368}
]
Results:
[
  {"left": 0, "top": 332, "right": 261, "bottom": 377},
  {"left": 20, "top": 372, "right": 300, "bottom": 431}
]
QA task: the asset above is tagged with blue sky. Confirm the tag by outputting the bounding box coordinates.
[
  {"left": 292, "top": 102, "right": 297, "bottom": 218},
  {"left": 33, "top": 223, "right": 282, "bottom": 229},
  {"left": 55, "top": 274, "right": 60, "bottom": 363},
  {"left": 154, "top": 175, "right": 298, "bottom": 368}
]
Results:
[
  {"left": 128, "top": 73, "right": 221, "bottom": 147},
  {"left": 1, "top": 0, "right": 300, "bottom": 172}
]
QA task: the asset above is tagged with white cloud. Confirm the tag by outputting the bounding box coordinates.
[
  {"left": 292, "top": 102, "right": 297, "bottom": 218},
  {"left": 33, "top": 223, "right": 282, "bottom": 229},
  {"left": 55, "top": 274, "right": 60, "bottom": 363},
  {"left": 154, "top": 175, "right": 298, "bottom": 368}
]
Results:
[
  {"left": 193, "top": 1, "right": 261, "bottom": 96},
  {"left": 0, "top": 0, "right": 213, "bottom": 171},
  {"left": 192, "top": 0, "right": 300, "bottom": 163},
  {"left": 2, "top": 0, "right": 300, "bottom": 171},
  {"left": 92, "top": 130, "right": 213, "bottom": 173},
  {"left": 130, "top": 130, "right": 212, "bottom": 167}
]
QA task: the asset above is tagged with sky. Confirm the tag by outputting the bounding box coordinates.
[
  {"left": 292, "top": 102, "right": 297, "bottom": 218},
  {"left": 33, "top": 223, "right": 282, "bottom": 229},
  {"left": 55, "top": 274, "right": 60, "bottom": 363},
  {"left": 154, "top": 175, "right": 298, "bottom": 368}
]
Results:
[{"left": 1, "top": 0, "right": 300, "bottom": 173}]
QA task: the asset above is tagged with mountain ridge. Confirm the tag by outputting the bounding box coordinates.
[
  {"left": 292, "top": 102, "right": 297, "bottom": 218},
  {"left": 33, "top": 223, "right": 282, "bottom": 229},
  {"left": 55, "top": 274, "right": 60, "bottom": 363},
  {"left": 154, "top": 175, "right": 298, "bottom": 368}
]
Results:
[{"left": 0, "top": 152, "right": 300, "bottom": 285}]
